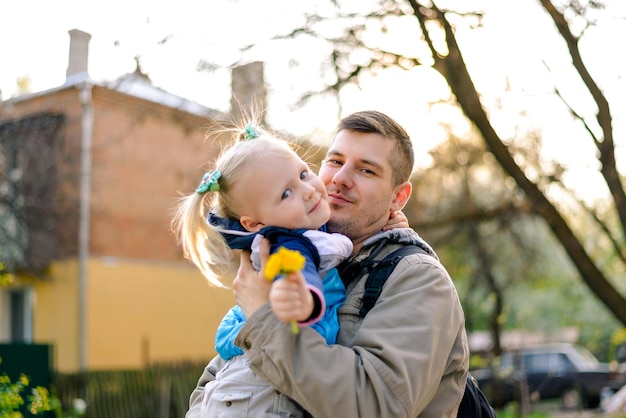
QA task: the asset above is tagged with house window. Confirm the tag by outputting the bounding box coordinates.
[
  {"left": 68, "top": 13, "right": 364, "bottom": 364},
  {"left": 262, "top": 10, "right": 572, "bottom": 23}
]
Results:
[{"left": 1, "top": 287, "right": 33, "bottom": 343}]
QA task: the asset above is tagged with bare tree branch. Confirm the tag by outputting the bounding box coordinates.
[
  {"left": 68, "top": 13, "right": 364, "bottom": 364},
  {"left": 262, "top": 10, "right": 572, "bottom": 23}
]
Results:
[{"left": 538, "top": 0, "right": 626, "bottom": 236}]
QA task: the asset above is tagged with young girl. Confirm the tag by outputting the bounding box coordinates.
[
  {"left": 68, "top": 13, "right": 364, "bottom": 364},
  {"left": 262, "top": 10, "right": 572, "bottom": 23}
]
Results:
[
  {"left": 173, "top": 121, "right": 355, "bottom": 417},
  {"left": 172, "top": 120, "right": 408, "bottom": 417}
]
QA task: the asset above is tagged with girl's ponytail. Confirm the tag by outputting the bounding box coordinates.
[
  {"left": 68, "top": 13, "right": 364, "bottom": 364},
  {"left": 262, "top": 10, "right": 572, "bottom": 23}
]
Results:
[{"left": 172, "top": 172, "right": 232, "bottom": 288}]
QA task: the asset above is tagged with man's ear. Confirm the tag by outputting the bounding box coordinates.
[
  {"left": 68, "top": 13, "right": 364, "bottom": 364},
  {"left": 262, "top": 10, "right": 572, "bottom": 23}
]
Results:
[
  {"left": 240, "top": 216, "right": 264, "bottom": 232},
  {"left": 391, "top": 181, "right": 412, "bottom": 212}
]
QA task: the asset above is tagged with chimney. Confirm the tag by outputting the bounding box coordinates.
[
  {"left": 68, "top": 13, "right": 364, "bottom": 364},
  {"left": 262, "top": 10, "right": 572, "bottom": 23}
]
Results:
[
  {"left": 66, "top": 29, "right": 91, "bottom": 80},
  {"left": 230, "top": 62, "right": 267, "bottom": 124}
]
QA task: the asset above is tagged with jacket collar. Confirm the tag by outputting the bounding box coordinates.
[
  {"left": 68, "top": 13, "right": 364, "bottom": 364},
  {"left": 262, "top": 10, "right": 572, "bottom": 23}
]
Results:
[{"left": 361, "top": 229, "right": 438, "bottom": 260}]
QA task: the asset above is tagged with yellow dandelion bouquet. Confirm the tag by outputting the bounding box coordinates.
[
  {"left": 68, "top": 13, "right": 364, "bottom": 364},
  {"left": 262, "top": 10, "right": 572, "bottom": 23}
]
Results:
[{"left": 264, "top": 247, "right": 306, "bottom": 334}]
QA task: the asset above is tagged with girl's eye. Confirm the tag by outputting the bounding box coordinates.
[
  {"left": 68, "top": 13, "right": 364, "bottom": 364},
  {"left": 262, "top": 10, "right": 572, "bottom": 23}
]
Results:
[
  {"left": 300, "top": 170, "right": 308, "bottom": 180},
  {"left": 281, "top": 189, "right": 292, "bottom": 200}
]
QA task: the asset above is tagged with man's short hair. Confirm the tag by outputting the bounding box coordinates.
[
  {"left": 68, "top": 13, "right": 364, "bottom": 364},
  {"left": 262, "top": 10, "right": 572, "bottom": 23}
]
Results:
[{"left": 337, "top": 110, "right": 414, "bottom": 185}]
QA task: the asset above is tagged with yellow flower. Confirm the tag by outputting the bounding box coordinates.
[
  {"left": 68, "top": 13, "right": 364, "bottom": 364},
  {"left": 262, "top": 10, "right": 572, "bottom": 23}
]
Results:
[
  {"left": 263, "top": 247, "right": 306, "bottom": 335},
  {"left": 264, "top": 247, "right": 305, "bottom": 281},
  {"left": 264, "top": 254, "right": 281, "bottom": 280}
]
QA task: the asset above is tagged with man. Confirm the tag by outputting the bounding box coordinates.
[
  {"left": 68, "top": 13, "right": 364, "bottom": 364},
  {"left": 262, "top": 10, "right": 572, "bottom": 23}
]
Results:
[{"left": 187, "top": 110, "right": 469, "bottom": 417}]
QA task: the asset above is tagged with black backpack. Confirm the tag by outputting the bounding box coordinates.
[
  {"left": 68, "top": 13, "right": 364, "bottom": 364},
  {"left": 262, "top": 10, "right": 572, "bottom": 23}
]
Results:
[{"left": 344, "top": 244, "right": 498, "bottom": 418}]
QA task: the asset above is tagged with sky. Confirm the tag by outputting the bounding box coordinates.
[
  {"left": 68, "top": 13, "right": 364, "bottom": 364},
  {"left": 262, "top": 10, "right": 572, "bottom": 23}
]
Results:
[
  {"left": 1, "top": 0, "right": 436, "bottom": 141},
  {"left": 1, "top": 1, "right": 346, "bottom": 137},
  {"left": 1, "top": 0, "right": 624, "bottom": 196}
]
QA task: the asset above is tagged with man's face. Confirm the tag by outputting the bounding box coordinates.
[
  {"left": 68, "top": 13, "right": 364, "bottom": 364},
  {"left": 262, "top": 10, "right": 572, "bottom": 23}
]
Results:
[{"left": 319, "top": 129, "right": 401, "bottom": 250}]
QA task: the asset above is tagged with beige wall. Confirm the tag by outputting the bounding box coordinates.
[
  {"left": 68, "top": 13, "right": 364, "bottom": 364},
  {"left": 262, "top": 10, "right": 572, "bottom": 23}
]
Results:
[
  {"left": 32, "top": 260, "right": 81, "bottom": 372},
  {"left": 29, "top": 257, "right": 235, "bottom": 372},
  {"left": 87, "top": 256, "right": 235, "bottom": 370}
]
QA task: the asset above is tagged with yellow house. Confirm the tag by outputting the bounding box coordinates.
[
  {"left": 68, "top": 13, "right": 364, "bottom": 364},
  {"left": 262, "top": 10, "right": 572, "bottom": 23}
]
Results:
[{"left": 0, "top": 29, "right": 280, "bottom": 372}]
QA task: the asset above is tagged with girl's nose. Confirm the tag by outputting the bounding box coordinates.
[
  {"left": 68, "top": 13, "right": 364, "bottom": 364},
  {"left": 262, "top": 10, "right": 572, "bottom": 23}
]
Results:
[{"left": 303, "top": 183, "right": 316, "bottom": 200}]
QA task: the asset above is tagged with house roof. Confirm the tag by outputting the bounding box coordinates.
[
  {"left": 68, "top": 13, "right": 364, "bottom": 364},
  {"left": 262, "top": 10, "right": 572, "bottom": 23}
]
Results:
[{"left": 2, "top": 70, "right": 226, "bottom": 121}]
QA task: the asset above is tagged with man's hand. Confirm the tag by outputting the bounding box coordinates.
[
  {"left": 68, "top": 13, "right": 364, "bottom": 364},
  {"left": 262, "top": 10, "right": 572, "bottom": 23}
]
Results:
[
  {"left": 382, "top": 210, "right": 409, "bottom": 231},
  {"left": 233, "top": 240, "right": 272, "bottom": 318},
  {"left": 269, "top": 270, "right": 314, "bottom": 323}
]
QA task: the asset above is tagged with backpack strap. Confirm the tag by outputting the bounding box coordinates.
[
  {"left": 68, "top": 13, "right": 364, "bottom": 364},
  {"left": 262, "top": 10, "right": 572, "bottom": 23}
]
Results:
[{"left": 359, "top": 245, "right": 427, "bottom": 317}]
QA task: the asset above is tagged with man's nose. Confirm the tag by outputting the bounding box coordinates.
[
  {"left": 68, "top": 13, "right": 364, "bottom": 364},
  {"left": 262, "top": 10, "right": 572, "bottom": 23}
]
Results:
[{"left": 332, "top": 165, "right": 353, "bottom": 189}]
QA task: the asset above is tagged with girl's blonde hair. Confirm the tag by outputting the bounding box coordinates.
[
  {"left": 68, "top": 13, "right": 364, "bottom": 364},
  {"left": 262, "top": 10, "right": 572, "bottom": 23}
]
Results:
[{"left": 171, "top": 119, "right": 298, "bottom": 287}]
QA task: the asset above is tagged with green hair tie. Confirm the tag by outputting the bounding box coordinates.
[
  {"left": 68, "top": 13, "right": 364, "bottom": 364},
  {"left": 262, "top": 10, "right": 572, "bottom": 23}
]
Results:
[
  {"left": 243, "top": 123, "right": 260, "bottom": 140},
  {"left": 196, "top": 170, "right": 221, "bottom": 194}
]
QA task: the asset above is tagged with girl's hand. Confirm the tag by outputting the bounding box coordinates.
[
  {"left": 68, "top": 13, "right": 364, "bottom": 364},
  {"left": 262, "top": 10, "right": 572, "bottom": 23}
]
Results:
[
  {"left": 383, "top": 210, "right": 409, "bottom": 230},
  {"left": 269, "top": 271, "right": 314, "bottom": 324}
]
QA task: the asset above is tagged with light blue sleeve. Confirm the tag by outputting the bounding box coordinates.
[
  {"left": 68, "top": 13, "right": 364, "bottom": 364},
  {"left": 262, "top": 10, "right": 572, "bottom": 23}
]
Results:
[
  {"left": 310, "top": 268, "right": 345, "bottom": 344},
  {"left": 215, "top": 305, "right": 246, "bottom": 360}
]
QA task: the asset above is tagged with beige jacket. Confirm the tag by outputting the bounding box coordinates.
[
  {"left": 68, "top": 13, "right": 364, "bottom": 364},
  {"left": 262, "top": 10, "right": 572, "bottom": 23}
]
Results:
[{"left": 187, "top": 230, "right": 469, "bottom": 418}]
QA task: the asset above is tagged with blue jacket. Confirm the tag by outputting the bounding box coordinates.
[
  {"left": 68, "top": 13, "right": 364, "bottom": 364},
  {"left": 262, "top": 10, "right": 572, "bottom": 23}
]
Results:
[{"left": 209, "top": 212, "right": 347, "bottom": 360}]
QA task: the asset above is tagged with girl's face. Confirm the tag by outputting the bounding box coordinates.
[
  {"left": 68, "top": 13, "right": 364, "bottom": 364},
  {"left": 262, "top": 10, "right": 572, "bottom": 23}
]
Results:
[{"left": 235, "top": 150, "right": 330, "bottom": 232}]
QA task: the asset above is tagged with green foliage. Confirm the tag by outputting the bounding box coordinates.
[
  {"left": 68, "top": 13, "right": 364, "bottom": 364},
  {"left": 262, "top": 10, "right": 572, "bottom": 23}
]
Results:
[
  {"left": 26, "top": 386, "right": 61, "bottom": 417},
  {"left": 496, "top": 400, "right": 626, "bottom": 418},
  {"left": 0, "top": 372, "right": 26, "bottom": 418},
  {"left": 0, "top": 364, "right": 61, "bottom": 418},
  {"left": 496, "top": 403, "right": 551, "bottom": 418},
  {"left": 437, "top": 209, "right": 622, "bottom": 360},
  {"left": 0, "top": 260, "right": 14, "bottom": 287},
  {"left": 0, "top": 365, "right": 85, "bottom": 418}
]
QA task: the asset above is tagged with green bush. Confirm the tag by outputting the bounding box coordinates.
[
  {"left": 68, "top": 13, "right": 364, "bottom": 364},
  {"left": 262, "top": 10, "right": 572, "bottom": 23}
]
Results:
[{"left": 0, "top": 363, "right": 60, "bottom": 418}]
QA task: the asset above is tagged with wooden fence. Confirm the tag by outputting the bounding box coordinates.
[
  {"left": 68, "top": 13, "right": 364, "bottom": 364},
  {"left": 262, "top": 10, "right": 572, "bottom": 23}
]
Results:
[{"left": 52, "top": 361, "right": 206, "bottom": 418}]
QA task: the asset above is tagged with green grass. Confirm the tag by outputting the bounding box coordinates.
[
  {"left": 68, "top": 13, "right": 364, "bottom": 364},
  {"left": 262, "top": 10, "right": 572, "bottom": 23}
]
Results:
[{"left": 495, "top": 401, "right": 626, "bottom": 418}]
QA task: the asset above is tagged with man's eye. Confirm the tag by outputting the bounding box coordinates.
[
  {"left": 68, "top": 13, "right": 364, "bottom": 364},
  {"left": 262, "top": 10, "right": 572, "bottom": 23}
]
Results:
[
  {"left": 281, "top": 189, "right": 292, "bottom": 200},
  {"left": 325, "top": 159, "right": 342, "bottom": 166}
]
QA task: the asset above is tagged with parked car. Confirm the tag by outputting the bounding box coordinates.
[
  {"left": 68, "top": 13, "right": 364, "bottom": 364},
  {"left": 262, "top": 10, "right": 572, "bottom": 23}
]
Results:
[{"left": 473, "top": 343, "right": 626, "bottom": 410}]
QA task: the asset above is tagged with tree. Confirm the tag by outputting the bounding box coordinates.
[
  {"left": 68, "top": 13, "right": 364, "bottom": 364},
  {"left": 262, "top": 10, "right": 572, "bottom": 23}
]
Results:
[
  {"left": 407, "top": 128, "right": 573, "bottom": 354},
  {"left": 409, "top": 128, "right": 620, "bottom": 355},
  {"left": 262, "top": 0, "right": 626, "bottom": 324},
  {"left": 409, "top": 0, "right": 626, "bottom": 324},
  {"left": 0, "top": 114, "right": 65, "bottom": 276}
]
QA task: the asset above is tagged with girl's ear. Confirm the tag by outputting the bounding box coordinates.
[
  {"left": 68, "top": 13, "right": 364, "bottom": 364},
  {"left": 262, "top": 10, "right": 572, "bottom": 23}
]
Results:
[
  {"left": 390, "top": 181, "right": 412, "bottom": 212},
  {"left": 240, "top": 215, "right": 264, "bottom": 232}
]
